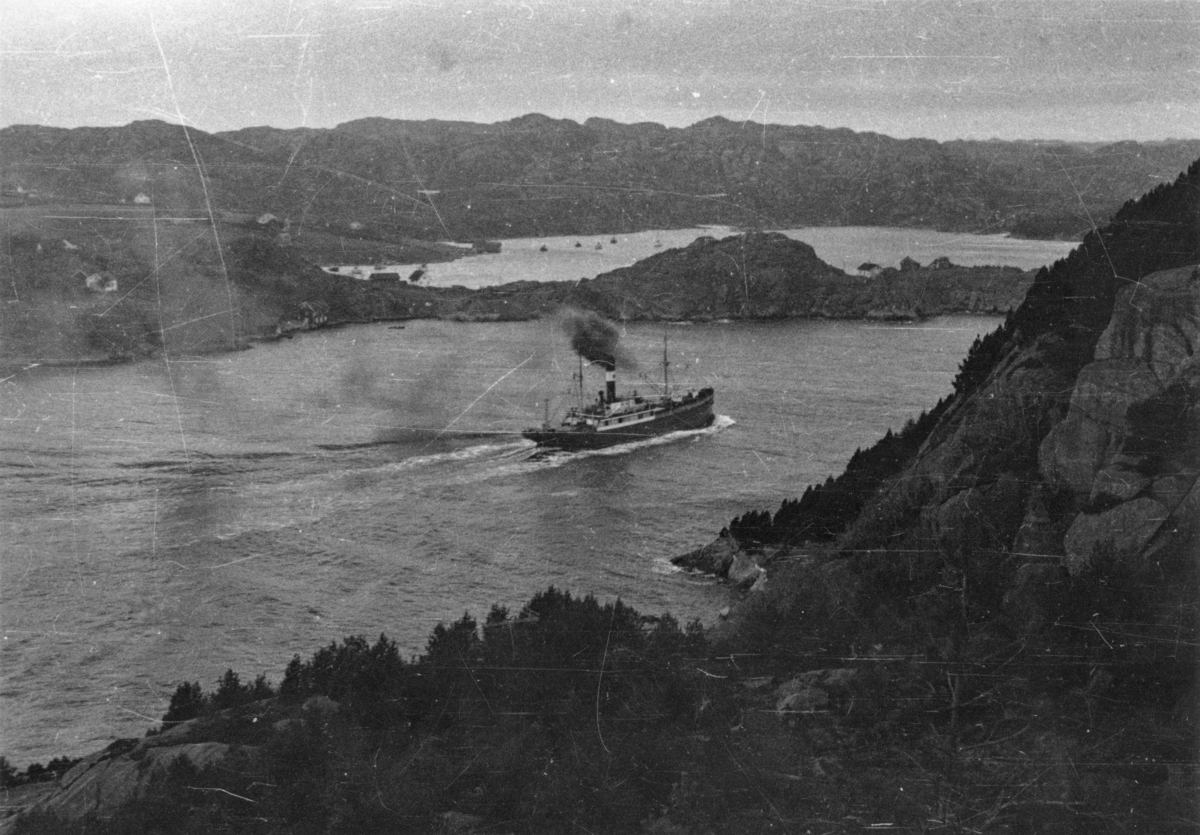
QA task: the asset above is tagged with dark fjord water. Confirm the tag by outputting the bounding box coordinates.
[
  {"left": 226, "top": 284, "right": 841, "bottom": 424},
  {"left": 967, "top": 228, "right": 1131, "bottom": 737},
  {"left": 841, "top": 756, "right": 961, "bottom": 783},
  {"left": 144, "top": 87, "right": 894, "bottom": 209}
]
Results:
[{"left": 1, "top": 315, "right": 1001, "bottom": 764}]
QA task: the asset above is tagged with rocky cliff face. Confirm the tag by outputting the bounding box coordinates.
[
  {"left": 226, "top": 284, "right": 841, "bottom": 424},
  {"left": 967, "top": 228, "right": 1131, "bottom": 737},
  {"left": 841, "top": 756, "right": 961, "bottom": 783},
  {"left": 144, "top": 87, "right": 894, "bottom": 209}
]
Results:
[
  {"left": 834, "top": 264, "right": 1198, "bottom": 627},
  {"left": 703, "top": 163, "right": 1198, "bottom": 655},
  {"left": 831, "top": 161, "right": 1199, "bottom": 642},
  {"left": 1031, "top": 265, "right": 1198, "bottom": 608}
]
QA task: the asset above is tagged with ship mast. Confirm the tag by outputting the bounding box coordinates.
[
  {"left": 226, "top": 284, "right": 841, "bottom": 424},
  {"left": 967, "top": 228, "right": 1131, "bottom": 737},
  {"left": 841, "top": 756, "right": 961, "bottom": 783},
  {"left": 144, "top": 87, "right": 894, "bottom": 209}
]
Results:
[
  {"left": 662, "top": 334, "right": 670, "bottom": 394},
  {"left": 577, "top": 354, "right": 584, "bottom": 408}
]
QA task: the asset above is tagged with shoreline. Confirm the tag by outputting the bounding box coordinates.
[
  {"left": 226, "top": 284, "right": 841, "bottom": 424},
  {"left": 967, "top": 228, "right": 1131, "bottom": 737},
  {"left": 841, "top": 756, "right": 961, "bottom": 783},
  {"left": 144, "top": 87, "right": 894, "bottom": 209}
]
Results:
[{"left": 2, "top": 302, "right": 1013, "bottom": 371}]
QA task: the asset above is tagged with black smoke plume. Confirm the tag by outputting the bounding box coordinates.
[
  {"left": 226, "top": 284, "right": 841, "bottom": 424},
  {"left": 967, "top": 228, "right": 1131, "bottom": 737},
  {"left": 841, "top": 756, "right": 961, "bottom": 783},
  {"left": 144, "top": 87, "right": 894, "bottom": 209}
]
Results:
[{"left": 562, "top": 310, "right": 633, "bottom": 371}]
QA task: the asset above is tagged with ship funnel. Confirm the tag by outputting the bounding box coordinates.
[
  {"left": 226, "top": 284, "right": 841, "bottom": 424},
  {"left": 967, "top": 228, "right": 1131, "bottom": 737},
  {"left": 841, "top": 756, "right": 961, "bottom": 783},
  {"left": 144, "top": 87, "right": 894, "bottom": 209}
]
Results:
[{"left": 605, "top": 370, "right": 616, "bottom": 403}]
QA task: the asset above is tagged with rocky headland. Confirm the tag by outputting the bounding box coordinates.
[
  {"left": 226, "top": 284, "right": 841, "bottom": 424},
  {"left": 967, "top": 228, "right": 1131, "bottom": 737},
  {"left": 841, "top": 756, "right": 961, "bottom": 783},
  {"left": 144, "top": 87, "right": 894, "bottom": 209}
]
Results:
[{"left": 0, "top": 223, "right": 1034, "bottom": 366}]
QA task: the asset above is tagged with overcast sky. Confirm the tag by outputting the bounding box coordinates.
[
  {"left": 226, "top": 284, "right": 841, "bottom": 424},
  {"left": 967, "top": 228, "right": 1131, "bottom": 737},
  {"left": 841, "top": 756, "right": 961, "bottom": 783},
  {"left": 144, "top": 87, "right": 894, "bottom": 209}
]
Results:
[{"left": 2, "top": 0, "right": 1196, "bottom": 141}]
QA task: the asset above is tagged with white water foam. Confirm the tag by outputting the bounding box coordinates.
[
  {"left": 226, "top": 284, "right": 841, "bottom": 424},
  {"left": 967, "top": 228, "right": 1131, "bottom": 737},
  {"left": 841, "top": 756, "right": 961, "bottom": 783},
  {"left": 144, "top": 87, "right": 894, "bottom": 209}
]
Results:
[{"left": 547, "top": 413, "right": 736, "bottom": 459}]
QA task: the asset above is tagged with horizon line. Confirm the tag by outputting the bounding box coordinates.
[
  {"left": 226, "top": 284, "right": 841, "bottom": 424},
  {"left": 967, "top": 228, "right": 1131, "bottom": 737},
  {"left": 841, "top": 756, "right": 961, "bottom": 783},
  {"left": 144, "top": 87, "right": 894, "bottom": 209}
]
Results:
[{"left": 1, "top": 113, "right": 1194, "bottom": 148}]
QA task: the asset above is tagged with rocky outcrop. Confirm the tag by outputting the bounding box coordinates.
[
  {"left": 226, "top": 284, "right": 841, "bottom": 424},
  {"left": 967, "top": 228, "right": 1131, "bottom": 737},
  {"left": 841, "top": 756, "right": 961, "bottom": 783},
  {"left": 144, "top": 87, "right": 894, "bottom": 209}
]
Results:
[
  {"left": 1038, "top": 265, "right": 1199, "bottom": 577},
  {"left": 727, "top": 551, "right": 767, "bottom": 591},
  {"left": 1061, "top": 496, "right": 1171, "bottom": 573},
  {"left": 672, "top": 533, "right": 740, "bottom": 577},
  {"left": 671, "top": 534, "right": 767, "bottom": 591},
  {"left": 0, "top": 700, "right": 290, "bottom": 832},
  {"left": 775, "top": 669, "right": 858, "bottom": 718},
  {"left": 4, "top": 736, "right": 250, "bottom": 830}
]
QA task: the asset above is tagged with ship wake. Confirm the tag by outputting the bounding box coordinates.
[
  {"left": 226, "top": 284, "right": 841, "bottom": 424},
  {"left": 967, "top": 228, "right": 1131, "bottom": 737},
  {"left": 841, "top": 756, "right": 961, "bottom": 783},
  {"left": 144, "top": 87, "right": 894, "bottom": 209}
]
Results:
[{"left": 526, "top": 413, "right": 734, "bottom": 462}]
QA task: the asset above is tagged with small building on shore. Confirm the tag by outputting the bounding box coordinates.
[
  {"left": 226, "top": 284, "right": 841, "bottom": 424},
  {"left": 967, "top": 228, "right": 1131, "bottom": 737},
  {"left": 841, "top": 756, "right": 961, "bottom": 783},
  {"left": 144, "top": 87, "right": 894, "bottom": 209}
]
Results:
[{"left": 298, "top": 301, "right": 329, "bottom": 327}]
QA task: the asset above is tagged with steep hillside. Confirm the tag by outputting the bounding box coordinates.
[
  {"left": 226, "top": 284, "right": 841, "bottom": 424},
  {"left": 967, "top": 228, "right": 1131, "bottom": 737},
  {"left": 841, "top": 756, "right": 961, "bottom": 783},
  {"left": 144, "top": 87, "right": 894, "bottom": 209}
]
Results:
[
  {"left": 697, "top": 160, "right": 1200, "bottom": 831},
  {"left": 700, "top": 159, "right": 1199, "bottom": 569},
  {"left": 837, "top": 161, "right": 1200, "bottom": 562}
]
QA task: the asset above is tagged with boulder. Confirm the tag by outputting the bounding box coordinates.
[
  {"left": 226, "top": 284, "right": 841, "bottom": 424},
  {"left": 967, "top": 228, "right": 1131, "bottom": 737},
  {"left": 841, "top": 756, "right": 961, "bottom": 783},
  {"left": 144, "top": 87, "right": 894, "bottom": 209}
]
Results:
[
  {"left": 1089, "top": 457, "right": 1151, "bottom": 504},
  {"left": 1148, "top": 472, "right": 1199, "bottom": 512},
  {"left": 1062, "top": 497, "right": 1169, "bottom": 574},
  {"left": 775, "top": 668, "right": 858, "bottom": 718},
  {"left": 302, "top": 695, "right": 339, "bottom": 717},
  {"left": 1092, "top": 264, "right": 1199, "bottom": 383},
  {"left": 1039, "top": 360, "right": 1162, "bottom": 495},
  {"left": 727, "top": 551, "right": 765, "bottom": 590},
  {"left": 671, "top": 533, "right": 739, "bottom": 577},
  {"left": 1038, "top": 408, "right": 1116, "bottom": 496}
]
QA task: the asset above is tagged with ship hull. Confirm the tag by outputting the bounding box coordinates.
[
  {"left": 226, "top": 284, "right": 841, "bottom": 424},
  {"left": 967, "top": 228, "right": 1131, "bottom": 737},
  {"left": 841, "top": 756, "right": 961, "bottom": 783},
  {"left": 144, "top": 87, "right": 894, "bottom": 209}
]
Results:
[{"left": 523, "top": 391, "right": 715, "bottom": 451}]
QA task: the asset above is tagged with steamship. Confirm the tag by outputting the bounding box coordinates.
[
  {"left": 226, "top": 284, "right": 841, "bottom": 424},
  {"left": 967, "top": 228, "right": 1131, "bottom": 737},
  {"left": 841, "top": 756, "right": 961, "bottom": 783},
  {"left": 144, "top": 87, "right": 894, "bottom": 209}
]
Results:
[{"left": 523, "top": 338, "right": 715, "bottom": 451}]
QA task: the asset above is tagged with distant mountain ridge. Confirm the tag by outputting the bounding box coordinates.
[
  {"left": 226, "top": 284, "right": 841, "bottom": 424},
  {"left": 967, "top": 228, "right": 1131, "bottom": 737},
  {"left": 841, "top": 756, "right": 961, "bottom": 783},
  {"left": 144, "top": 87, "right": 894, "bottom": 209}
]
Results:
[{"left": 3, "top": 116, "right": 1197, "bottom": 243}]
